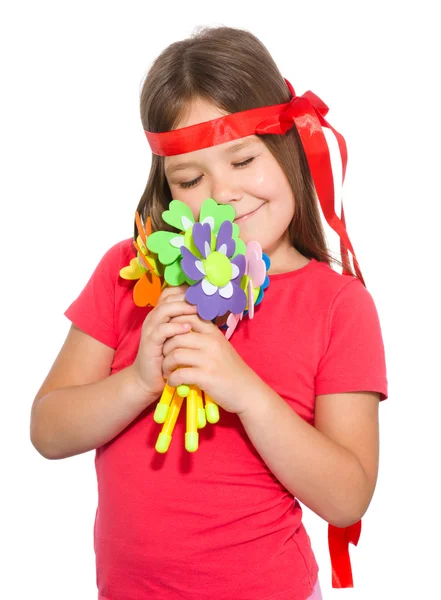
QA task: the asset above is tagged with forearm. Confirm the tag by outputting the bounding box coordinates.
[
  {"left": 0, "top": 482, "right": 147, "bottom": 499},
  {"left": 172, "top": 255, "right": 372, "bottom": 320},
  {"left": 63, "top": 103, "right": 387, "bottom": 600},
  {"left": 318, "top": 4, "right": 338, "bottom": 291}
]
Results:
[
  {"left": 238, "top": 377, "right": 370, "bottom": 527},
  {"left": 30, "top": 365, "right": 157, "bottom": 460}
]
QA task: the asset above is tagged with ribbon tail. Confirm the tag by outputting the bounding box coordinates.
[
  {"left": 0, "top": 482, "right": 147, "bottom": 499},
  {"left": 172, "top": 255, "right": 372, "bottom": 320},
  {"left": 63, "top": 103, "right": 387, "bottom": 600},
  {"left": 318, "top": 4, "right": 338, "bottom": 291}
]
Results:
[
  {"left": 328, "top": 520, "right": 362, "bottom": 588},
  {"left": 295, "top": 107, "right": 366, "bottom": 287},
  {"left": 340, "top": 202, "right": 366, "bottom": 286},
  {"left": 321, "top": 115, "right": 366, "bottom": 286}
]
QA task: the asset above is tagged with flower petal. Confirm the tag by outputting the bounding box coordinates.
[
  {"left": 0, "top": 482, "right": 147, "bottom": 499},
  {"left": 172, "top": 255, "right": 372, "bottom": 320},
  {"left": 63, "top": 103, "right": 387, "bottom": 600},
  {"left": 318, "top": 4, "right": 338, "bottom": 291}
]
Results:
[
  {"left": 216, "top": 220, "right": 235, "bottom": 257},
  {"left": 195, "top": 260, "right": 206, "bottom": 275},
  {"left": 202, "top": 278, "right": 218, "bottom": 296},
  {"left": 230, "top": 254, "right": 246, "bottom": 281},
  {"left": 200, "top": 216, "right": 215, "bottom": 230},
  {"left": 162, "top": 200, "right": 194, "bottom": 231},
  {"left": 232, "top": 236, "right": 246, "bottom": 258},
  {"left": 219, "top": 281, "right": 233, "bottom": 299},
  {"left": 246, "top": 241, "right": 263, "bottom": 261},
  {"left": 146, "top": 231, "right": 181, "bottom": 265},
  {"left": 216, "top": 294, "right": 235, "bottom": 317},
  {"left": 231, "top": 263, "right": 240, "bottom": 279},
  {"left": 247, "top": 279, "right": 255, "bottom": 318},
  {"left": 192, "top": 222, "right": 212, "bottom": 259},
  {"left": 170, "top": 235, "right": 185, "bottom": 248},
  {"left": 199, "top": 198, "right": 235, "bottom": 234},
  {"left": 186, "top": 282, "right": 220, "bottom": 321},
  {"left": 225, "top": 312, "right": 242, "bottom": 340},
  {"left": 229, "top": 284, "right": 247, "bottom": 314},
  {"left": 181, "top": 216, "right": 194, "bottom": 231},
  {"left": 263, "top": 253, "right": 270, "bottom": 267},
  {"left": 120, "top": 257, "right": 145, "bottom": 280},
  {"left": 248, "top": 257, "right": 266, "bottom": 287},
  {"left": 164, "top": 260, "right": 186, "bottom": 286},
  {"left": 181, "top": 246, "right": 204, "bottom": 282}
]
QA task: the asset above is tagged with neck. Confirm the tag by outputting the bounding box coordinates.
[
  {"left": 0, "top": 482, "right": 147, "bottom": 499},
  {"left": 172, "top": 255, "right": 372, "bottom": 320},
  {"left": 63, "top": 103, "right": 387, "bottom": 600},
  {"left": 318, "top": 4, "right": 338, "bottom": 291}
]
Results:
[{"left": 265, "top": 234, "right": 309, "bottom": 275}]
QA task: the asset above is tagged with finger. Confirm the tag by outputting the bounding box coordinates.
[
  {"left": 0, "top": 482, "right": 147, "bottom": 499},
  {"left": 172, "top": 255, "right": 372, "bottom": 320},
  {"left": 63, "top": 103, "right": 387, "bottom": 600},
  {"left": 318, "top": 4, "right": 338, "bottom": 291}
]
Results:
[
  {"left": 167, "top": 367, "right": 200, "bottom": 390},
  {"left": 169, "top": 313, "right": 217, "bottom": 333},
  {"left": 162, "top": 348, "right": 203, "bottom": 378},
  {"left": 148, "top": 300, "right": 198, "bottom": 328},
  {"left": 149, "top": 321, "right": 192, "bottom": 347},
  {"left": 161, "top": 293, "right": 187, "bottom": 304},
  {"left": 162, "top": 331, "right": 205, "bottom": 357},
  {"left": 157, "top": 285, "right": 189, "bottom": 303}
]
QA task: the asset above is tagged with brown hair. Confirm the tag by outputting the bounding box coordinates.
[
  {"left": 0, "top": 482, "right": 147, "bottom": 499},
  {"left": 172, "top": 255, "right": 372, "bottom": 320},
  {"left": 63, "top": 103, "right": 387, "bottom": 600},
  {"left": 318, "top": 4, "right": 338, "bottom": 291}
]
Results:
[{"left": 135, "top": 25, "right": 355, "bottom": 276}]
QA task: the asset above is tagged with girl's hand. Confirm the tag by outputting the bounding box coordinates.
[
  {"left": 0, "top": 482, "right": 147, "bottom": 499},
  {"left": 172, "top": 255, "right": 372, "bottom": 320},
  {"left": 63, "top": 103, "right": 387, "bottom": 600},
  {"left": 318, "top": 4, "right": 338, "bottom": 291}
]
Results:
[
  {"left": 161, "top": 313, "right": 258, "bottom": 414},
  {"left": 129, "top": 286, "right": 198, "bottom": 402}
]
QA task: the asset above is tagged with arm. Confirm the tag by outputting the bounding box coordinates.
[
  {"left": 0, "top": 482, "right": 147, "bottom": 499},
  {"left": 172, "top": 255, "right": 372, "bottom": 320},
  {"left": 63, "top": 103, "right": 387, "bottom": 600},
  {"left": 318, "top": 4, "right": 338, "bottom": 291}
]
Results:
[
  {"left": 238, "top": 378, "right": 380, "bottom": 528},
  {"left": 30, "top": 324, "right": 156, "bottom": 460},
  {"left": 161, "top": 280, "right": 385, "bottom": 527}
]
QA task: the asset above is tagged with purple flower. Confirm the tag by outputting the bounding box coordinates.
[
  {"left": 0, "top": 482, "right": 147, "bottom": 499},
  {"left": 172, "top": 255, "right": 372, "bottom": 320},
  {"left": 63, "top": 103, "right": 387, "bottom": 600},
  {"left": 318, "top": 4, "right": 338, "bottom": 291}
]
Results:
[{"left": 181, "top": 221, "right": 246, "bottom": 321}]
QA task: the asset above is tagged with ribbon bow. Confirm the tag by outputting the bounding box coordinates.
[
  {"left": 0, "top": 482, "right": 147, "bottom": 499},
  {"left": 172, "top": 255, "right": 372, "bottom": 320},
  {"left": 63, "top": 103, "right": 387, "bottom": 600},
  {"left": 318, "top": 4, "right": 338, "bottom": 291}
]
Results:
[
  {"left": 256, "top": 78, "right": 364, "bottom": 286},
  {"left": 256, "top": 80, "right": 329, "bottom": 136}
]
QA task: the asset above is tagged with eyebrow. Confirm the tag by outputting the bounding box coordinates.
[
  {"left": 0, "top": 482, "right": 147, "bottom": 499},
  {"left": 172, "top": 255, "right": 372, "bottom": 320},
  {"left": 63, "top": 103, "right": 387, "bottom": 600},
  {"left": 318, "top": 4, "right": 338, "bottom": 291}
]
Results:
[{"left": 165, "top": 139, "right": 256, "bottom": 176}]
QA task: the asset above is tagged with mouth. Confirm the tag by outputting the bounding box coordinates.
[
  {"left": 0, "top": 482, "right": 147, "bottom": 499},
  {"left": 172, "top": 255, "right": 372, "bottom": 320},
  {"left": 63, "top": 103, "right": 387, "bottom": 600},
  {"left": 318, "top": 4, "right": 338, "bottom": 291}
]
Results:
[{"left": 234, "top": 204, "right": 264, "bottom": 224}]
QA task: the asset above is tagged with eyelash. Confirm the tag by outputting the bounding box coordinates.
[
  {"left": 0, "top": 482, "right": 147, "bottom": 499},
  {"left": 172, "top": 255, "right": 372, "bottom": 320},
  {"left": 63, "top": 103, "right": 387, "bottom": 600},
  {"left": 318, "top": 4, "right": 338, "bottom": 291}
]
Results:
[{"left": 178, "top": 157, "right": 255, "bottom": 189}]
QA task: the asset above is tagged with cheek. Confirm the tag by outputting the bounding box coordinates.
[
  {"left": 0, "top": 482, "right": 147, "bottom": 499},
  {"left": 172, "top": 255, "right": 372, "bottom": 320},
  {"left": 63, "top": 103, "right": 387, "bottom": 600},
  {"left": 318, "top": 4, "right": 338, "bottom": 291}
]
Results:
[
  {"left": 247, "top": 161, "right": 289, "bottom": 200},
  {"left": 246, "top": 166, "right": 270, "bottom": 194}
]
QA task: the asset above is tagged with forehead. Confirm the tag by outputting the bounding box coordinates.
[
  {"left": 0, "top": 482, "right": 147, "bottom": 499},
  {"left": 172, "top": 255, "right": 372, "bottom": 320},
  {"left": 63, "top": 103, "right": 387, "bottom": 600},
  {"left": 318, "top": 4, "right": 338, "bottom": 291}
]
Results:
[{"left": 174, "top": 97, "right": 229, "bottom": 129}]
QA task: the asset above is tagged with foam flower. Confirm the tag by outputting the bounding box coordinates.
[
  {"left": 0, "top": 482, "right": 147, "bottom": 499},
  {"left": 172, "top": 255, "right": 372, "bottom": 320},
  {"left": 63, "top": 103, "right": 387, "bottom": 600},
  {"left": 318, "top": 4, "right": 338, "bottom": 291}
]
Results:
[
  {"left": 255, "top": 253, "right": 271, "bottom": 306},
  {"left": 147, "top": 198, "right": 246, "bottom": 286},
  {"left": 119, "top": 214, "right": 163, "bottom": 307},
  {"left": 181, "top": 220, "right": 247, "bottom": 321},
  {"left": 225, "top": 242, "right": 271, "bottom": 340}
]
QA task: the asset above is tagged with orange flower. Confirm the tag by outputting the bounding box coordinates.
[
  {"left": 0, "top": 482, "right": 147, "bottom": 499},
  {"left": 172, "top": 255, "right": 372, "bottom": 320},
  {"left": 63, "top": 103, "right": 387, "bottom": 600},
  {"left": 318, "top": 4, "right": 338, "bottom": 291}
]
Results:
[{"left": 119, "top": 213, "right": 164, "bottom": 307}]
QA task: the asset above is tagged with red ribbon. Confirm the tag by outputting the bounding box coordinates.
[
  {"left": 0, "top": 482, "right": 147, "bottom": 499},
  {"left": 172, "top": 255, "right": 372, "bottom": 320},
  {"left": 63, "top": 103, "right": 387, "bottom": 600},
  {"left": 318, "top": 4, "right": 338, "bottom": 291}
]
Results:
[
  {"left": 256, "top": 79, "right": 364, "bottom": 286},
  {"left": 144, "top": 102, "right": 288, "bottom": 156},
  {"left": 328, "top": 520, "right": 362, "bottom": 588},
  {"left": 144, "top": 78, "right": 365, "bottom": 285}
]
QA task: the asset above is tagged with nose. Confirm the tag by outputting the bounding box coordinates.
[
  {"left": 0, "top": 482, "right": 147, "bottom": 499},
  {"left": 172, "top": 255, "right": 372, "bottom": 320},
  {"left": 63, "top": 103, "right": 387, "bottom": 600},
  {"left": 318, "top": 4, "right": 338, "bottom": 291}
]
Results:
[{"left": 210, "top": 176, "right": 243, "bottom": 205}]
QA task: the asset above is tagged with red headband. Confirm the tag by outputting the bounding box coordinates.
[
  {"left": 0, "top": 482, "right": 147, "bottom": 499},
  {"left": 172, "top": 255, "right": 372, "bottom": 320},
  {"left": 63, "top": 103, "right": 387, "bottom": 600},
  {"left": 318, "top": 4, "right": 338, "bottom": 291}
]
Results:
[{"left": 144, "top": 79, "right": 365, "bottom": 286}]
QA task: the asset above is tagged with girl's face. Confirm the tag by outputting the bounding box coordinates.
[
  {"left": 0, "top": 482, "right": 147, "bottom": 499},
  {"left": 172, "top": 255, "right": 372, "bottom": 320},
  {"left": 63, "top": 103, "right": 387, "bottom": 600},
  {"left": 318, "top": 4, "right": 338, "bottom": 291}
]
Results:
[{"left": 164, "top": 98, "right": 297, "bottom": 261}]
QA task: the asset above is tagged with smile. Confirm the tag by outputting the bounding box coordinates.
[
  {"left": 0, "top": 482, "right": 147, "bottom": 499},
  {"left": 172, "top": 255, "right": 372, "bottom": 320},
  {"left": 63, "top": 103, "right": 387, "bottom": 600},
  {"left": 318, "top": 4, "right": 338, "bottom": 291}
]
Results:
[{"left": 234, "top": 204, "right": 264, "bottom": 224}]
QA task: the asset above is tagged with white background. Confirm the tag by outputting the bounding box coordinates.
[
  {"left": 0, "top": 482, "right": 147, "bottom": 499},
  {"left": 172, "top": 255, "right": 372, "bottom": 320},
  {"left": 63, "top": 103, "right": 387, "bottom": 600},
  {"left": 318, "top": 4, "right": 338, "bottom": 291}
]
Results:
[{"left": 2, "top": 1, "right": 440, "bottom": 599}]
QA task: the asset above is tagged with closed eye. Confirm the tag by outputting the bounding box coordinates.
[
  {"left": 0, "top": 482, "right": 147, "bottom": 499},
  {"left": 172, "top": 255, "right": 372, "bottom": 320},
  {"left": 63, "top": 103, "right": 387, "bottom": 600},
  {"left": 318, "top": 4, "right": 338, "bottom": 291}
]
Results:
[{"left": 179, "top": 157, "right": 255, "bottom": 189}]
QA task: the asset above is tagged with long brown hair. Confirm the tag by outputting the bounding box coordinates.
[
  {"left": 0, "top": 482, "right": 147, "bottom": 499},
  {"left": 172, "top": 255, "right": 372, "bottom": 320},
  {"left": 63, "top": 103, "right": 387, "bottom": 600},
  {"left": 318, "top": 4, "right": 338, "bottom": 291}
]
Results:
[{"left": 136, "top": 25, "right": 355, "bottom": 275}]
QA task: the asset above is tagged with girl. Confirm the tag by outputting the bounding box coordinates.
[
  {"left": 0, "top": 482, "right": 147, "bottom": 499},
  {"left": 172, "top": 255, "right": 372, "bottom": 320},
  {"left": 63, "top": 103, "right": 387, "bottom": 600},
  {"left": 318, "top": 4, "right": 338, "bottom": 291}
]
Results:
[{"left": 30, "top": 26, "right": 388, "bottom": 600}]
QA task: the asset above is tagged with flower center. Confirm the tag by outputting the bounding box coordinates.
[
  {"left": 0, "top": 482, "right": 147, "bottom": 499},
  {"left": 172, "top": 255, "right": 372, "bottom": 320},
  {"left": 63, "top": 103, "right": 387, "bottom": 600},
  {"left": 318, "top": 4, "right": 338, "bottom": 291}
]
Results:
[{"left": 204, "top": 252, "right": 232, "bottom": 287}]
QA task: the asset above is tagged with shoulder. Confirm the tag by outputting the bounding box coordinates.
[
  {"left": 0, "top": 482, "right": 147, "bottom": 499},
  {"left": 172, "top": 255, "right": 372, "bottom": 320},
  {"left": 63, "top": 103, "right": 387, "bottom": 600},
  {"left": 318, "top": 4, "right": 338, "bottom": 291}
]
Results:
[
  {"left": 99, "top": 237, "right": 135, "bottom": 270},
  {"left": 88, "top": 237, "right": 135, "bottom": 288},
  {"left": 270, "top": 258, "right": 370, "bottom": 308},
  {"left": 69, "top": 237, "right": 136, "bottom": 299},
  {"left": 265, "top": 259, "right": 381, "bottom": 339},
  {"left": 311, "top": 259, "right": 375, "bottom": 307},
  {"left": 309, "top": 259, "right": 366, "bottom": 298},
  {"left": 307, "top": 261, "right": 380, "bottom": 328}
]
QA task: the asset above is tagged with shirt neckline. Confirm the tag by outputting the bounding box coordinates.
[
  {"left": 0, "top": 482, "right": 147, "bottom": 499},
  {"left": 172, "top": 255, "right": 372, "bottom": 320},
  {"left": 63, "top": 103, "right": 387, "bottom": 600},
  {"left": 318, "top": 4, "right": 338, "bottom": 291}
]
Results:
[{"left": 267, "top": 257, "right": 320, "bottom": 281}]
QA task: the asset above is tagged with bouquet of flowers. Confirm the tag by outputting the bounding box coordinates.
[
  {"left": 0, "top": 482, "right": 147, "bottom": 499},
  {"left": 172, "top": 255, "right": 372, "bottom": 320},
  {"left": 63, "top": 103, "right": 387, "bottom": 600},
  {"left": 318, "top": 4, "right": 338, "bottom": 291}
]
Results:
[{"left": 120, "top": 198, "right": 270, "bottom": 452}]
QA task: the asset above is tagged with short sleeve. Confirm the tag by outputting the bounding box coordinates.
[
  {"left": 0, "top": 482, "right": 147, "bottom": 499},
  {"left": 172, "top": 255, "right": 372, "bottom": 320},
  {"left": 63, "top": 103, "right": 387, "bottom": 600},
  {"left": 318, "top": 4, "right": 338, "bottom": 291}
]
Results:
[
  {"left": 64, "top": 241, "right": 123, "bottom": 349},
  {"left": 315, "top": 278, "right": 388, "bottom": 401}
]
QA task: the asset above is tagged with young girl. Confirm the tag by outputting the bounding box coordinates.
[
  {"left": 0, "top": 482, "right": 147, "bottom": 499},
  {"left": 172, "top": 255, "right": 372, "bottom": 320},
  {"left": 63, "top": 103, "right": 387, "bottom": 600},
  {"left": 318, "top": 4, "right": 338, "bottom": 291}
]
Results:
[{"left": 30, "top": 26, "right": 388, "bottom": 600}]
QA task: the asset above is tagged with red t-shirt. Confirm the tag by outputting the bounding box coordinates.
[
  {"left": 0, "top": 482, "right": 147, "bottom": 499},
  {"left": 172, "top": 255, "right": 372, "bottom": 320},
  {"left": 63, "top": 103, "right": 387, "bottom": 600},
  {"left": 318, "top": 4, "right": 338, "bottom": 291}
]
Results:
[{"left": 64, "top": 238, "right": 388, "bottom": 600}]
